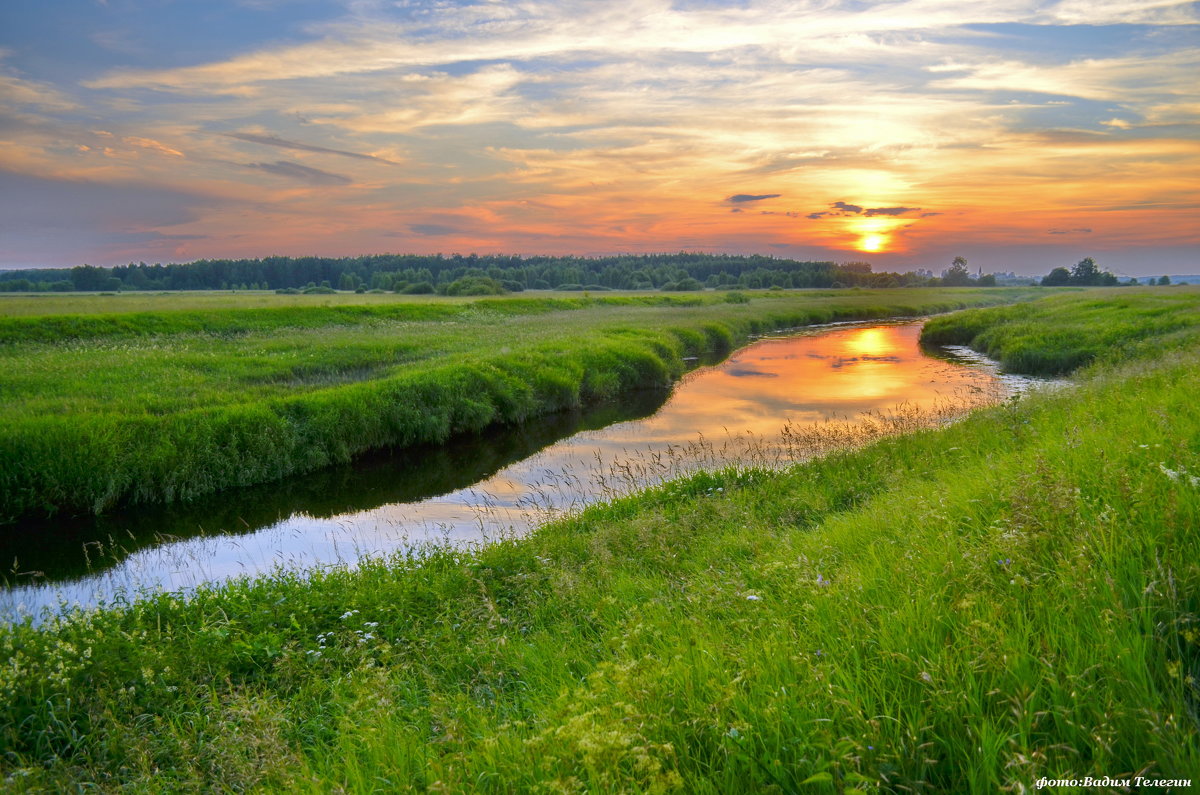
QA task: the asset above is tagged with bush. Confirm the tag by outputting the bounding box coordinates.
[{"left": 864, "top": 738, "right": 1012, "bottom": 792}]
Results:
[
  {"left": 402, "top": 282, "right": 435, "bottom": 295},
  {"left": 442, "top": 276, "right": 508, "bottom": 296},
  {"left": 662, "top": 278, "right": 704, "bottom": 292}
]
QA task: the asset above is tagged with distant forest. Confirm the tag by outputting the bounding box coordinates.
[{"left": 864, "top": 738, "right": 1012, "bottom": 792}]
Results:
[{"left": 0, "top": 252, "right": 1014, "bottom": 293}]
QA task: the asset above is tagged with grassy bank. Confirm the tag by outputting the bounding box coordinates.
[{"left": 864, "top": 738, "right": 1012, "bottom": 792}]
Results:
[
  {"left": 1, "top": 290, "right": 1197, "bottom": 791},
  {"left": 921, "top": 286, "right": 1200, "bottom": 374},
  {"left": 0, "top": 288, "right": 1032, "bottom": 520}
]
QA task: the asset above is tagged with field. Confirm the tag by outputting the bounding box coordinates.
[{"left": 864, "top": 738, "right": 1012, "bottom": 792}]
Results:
[
  {"left": 0, "top": 288, "right": 1197, "bottom": 791},
  {"left": 0, "top": 287, "right": 1034, "bottom": 521}
]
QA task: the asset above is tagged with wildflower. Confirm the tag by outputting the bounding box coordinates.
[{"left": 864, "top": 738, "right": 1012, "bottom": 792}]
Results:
[
  {"left": 996, "top": 557, "right": 1012, "bottom": 567},
  {"left": 363, "top": 621, "right": 379, "bottom": 628},
  {"left": 339, "top": 609, "right": 359, "bottom": 620},
  {"left": 816, "top": 574, "right": 830, "bottom": 587},
  {"left": 1159, "top": 463, "right": 1200, "bottom": 486},
  {"left": 745, "top": 594, "right": 762, "bottom": 601},
  {"left": 919, "top": 671, "right": 933, "bottom": 683}
]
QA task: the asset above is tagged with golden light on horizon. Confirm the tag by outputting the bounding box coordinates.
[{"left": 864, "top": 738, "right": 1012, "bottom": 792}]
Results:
[
  {"left": 848, "top": 215, "right": 903, "bottom": 254},
  {"left": 858, "top": 233, "right": 887, "bottom": 252}
]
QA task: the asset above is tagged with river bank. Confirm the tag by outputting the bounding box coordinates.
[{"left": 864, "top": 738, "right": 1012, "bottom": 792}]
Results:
[{"left": 0, "top": 288, "right": 1036, "bottom": 521}]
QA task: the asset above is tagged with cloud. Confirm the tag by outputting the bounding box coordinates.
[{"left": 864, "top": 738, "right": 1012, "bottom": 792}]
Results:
[
  {"left": 244, "top": 160, "right": 352, "bottom": 186},
  {"left": 864, "top": 206, "right": 920, "bottom": 216},
  {"left": 0, "top": 70, "right": 77, "bottom": 113},
  {"left": 4, "top": 0, "right": 1198, "bottom": 269},
  {"left": 728, "top": 193, "right": 781, "bottom": 203},
  {"left": 222, "top": 131, "right": 397, "bottom": 163},
  {"left": 0, "top": 168, "right": 219, "bottom": 267},
  {"left": 1047, "top": 227, "right": 1092, "bottom": 235},
  {"left": 409, "top": 223, "right": 462, "bottom": 236},
  {"left": 124, "top": 136, "right": 184, "bottom": 158},
  {"left": 82, "top": 0, "right": 1199, "bottom": 95},
  {"left": 809, "top": 202, "right": 922, "bottom": 219},
  {"left": 929, "top": 49, "right": 1200, "bottom": 103}
]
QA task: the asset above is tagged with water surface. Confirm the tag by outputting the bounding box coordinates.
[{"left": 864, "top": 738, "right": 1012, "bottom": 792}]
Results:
[{"left": 0, "top": 320, "right": 1049, "bottom": 620}]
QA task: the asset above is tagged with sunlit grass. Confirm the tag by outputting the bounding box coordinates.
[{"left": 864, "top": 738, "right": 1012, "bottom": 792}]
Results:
[
  {"left": 922, "top": 286, "right": 1200, "bottom": 374},
  {"left": 1, "top": 289, "right": 1197, "bottom": 791},
  {"left": 0, "top": 288, "right": 1035, "bottom": 519}
]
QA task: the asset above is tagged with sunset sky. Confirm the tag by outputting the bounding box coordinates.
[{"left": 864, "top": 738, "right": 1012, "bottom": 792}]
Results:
[{"left": 1, "top": 0, "right": 1197, "bottom": 275}]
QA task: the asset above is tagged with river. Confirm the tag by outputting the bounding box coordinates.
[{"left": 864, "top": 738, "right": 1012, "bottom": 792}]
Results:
[{"left": 0, "top": 319, "right": 1054, "bottom": 621}]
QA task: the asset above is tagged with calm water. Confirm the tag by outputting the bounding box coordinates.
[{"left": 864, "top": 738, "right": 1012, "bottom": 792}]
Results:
[{"left": 0, "top": 320, "right": 1051, "bottom": 620}]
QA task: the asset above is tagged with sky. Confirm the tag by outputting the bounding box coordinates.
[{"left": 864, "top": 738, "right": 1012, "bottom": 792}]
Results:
[{"left": 0, "top": 0, "right": 1197, "bottom": 275}]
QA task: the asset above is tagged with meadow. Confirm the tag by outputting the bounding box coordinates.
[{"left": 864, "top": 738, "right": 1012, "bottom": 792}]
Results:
[
  {"left": 0, "top": 287, "right": 1034, "bottom": 521},
  {"left": 0, "top": 287, "right": 1197, "bottom": 791}
]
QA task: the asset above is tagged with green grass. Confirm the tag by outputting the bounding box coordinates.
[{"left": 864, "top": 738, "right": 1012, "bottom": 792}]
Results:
[
  {"left": 921, "top": 286, "right": 1200, "bottom": 374},
  {"left": 0, "top": 288, "right": 1034, "bottom": 520},
  {"left": 1, "top": 289, "right": 1198, "bottom": 791}
]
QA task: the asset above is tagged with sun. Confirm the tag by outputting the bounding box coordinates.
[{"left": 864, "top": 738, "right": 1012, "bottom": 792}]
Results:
[{"left": 858, "top": 234, "right": 887, "bottom": 253}]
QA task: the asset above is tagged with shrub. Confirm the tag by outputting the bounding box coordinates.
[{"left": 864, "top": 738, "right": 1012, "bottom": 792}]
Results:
[
  {"left": 443, "top": 276, "right": 508, "bottom": 296},
  {"left": 662, "top": 278, "right": 704, "bottom": 292}
]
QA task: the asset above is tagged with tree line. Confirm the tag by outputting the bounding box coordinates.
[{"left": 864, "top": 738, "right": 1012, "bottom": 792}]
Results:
[
  {"left": 0, "top": 253, "right": 1019, "bottom": 293},
  {"left": 1040, "top": 258, "right": 1174, "bottom": 287}
]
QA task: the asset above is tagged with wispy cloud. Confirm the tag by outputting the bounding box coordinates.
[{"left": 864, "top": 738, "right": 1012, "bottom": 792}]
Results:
[
  {"left": 728, "top": 193, "right": 781, "bottom": 203},
  {"left": 1, "top": 0, "right": 1196, "bottom": 271},
  {"left": 222, "top": 131, "right": 398, "bottom": 163},
  {"left": 124, "top": 136, "right": 184, "bottom": 158},
  {"left": 244, "top": 160, "right": 353, "bottom": 186},
  {"left": 808, "top": 202, "right": 923, "bottom": 219}
]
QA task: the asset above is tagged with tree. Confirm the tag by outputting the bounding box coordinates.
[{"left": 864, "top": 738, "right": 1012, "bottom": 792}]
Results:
[
  {"left": 942, "top": 256, "right": 972, "bottom": 287},
  {"left": 1070, "top": 257, "right": 1100, "bottom": 285},
  {"left": 1042, "top": 267, "right": 1071, "bottom": 286},
  {"left": 71, "top": 264, "right": 109, "bottom": 291},
  {"left": 1158, "top": 275, "right": 1171, "bottom": 286}
]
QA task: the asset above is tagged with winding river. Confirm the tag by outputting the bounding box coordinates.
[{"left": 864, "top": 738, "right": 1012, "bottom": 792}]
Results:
[{"left": 0, "top": 319, "right": 1054, "bottom": 621}]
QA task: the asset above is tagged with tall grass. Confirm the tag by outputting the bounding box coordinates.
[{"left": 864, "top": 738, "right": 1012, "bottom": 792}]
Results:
[
  {"left": 1, "top": 290, "right": 1197, "bottom": 791},
  {"left": 0, "top": 288, "right": 1035, "bottom": 520},
  {"left": 921, "top": 286, "right": 1200, "bottom": 374}
]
